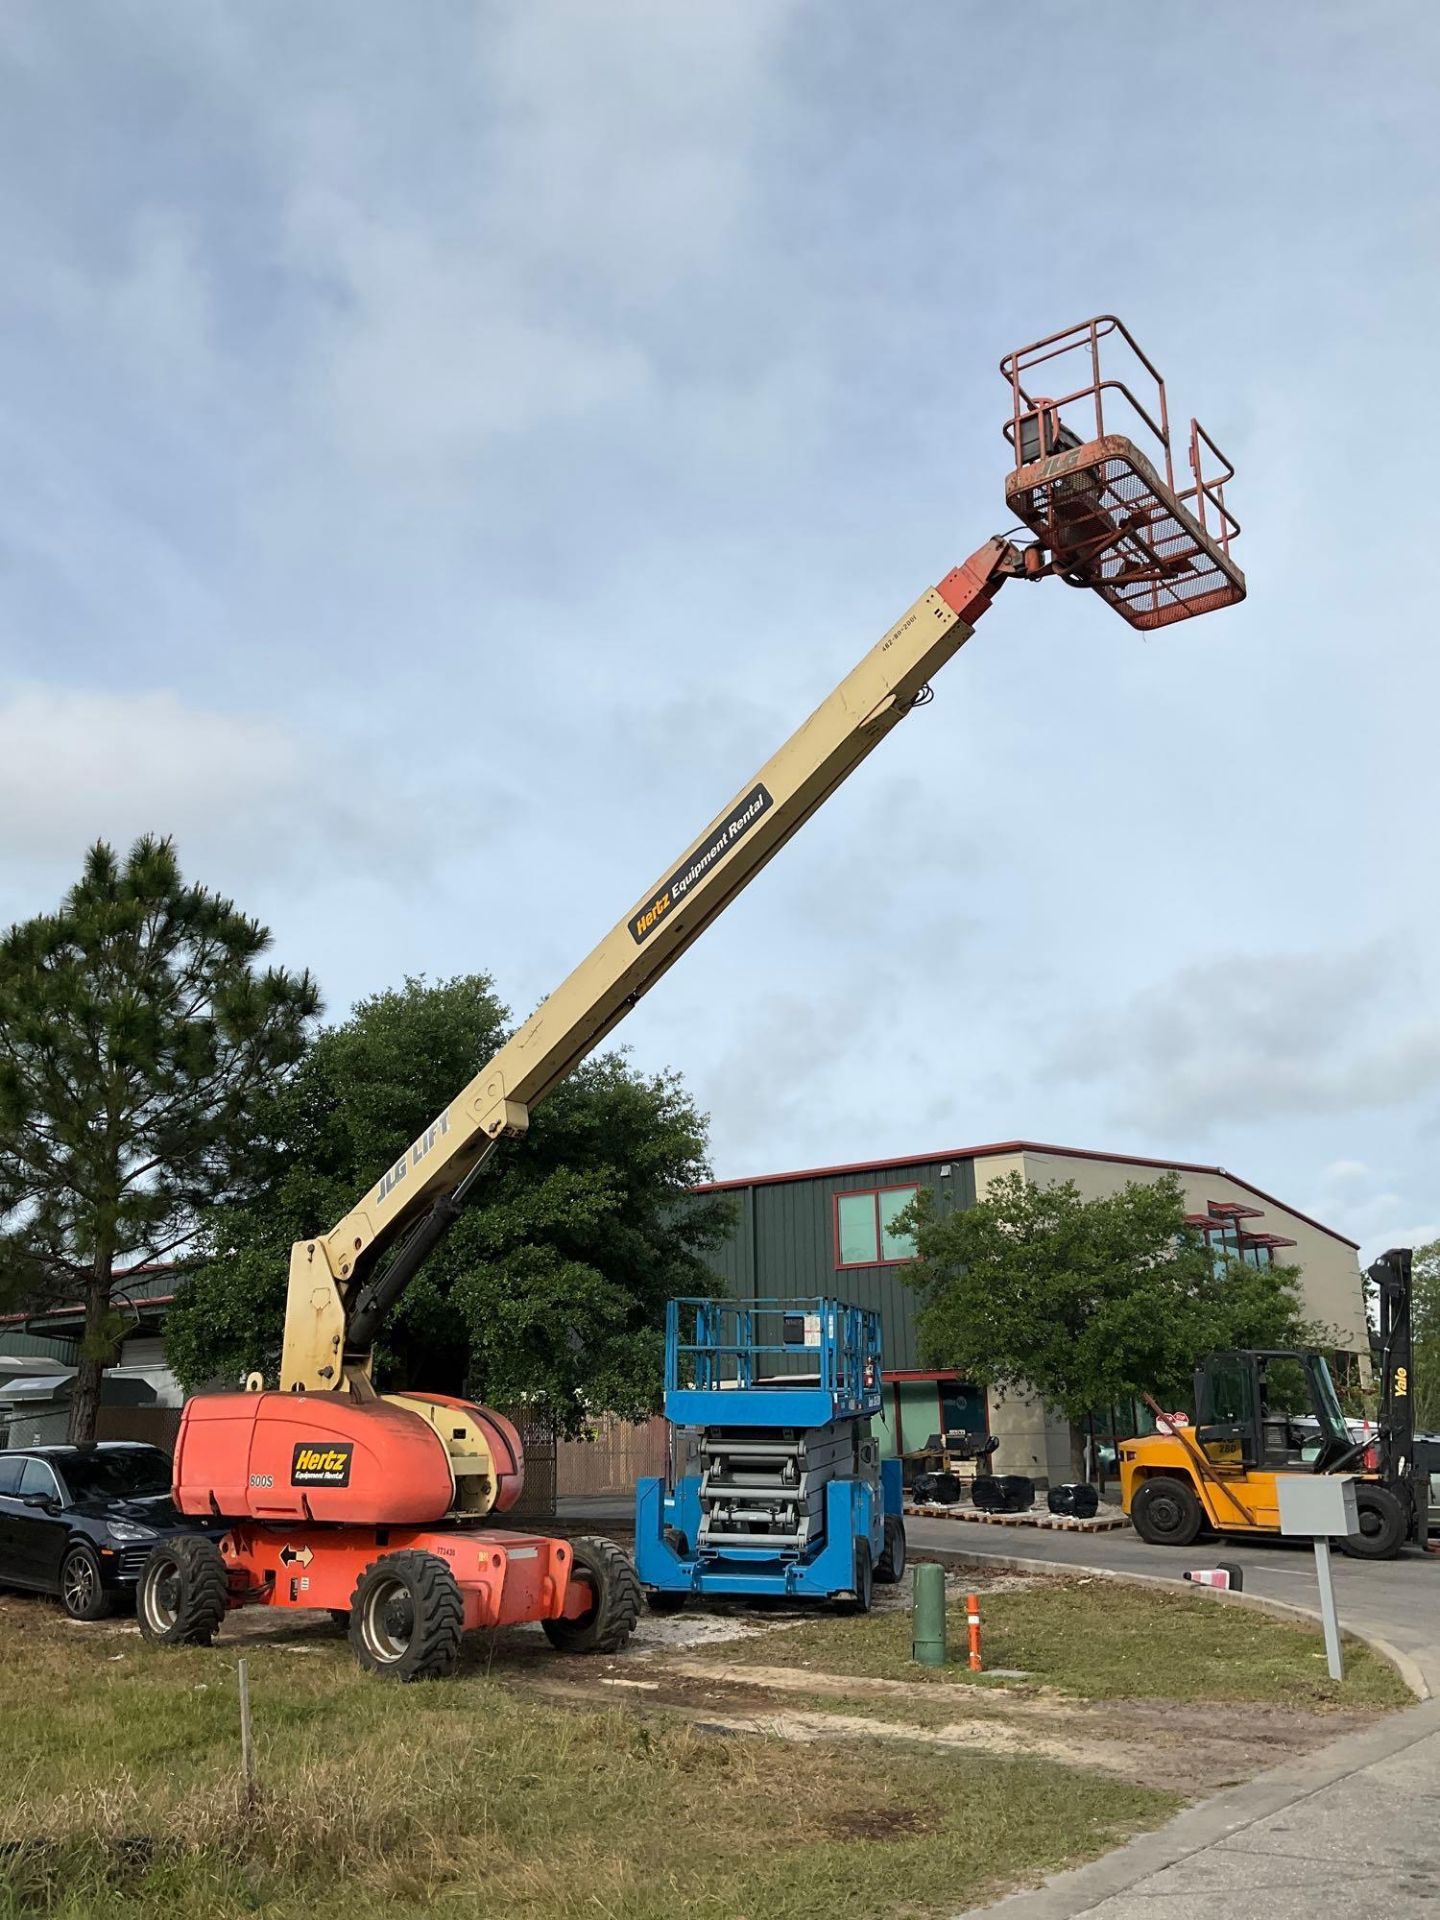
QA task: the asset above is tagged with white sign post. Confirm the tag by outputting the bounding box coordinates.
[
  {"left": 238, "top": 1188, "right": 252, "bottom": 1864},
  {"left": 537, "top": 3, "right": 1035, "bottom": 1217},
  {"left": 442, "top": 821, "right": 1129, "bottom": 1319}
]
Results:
[{"left": 1276, "top": 1475, "right": 1360, "bottom": 1681}]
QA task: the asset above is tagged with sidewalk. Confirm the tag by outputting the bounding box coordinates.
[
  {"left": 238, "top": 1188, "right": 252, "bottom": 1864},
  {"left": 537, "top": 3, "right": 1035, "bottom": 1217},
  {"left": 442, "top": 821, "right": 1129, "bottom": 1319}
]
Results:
[{"left": 965, "top": 1653, "right": 1440, "bottom": 1918}]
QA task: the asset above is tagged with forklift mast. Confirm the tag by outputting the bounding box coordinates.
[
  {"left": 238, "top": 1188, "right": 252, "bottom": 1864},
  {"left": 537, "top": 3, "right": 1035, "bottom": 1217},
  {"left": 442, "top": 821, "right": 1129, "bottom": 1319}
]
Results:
[
  {"left": 276, "top": 316, "right": 1245, "bottom": 1398},
  {"left": 1370, "top": 1247, "right": 1423, "bottom": 1512}
]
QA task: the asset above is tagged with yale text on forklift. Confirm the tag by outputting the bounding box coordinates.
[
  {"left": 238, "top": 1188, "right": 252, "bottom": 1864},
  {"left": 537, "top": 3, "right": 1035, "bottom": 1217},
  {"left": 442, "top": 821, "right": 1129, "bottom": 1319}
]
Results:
[{"left": 629, "top": 785, "right": 773, "bottom": 943}]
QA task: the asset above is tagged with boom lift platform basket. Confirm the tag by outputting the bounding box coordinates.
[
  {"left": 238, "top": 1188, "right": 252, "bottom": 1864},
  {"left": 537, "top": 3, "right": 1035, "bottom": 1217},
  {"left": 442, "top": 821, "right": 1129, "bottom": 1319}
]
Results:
[{"left": 1001, "top": 316, "right": 1244, "bottom": 629}]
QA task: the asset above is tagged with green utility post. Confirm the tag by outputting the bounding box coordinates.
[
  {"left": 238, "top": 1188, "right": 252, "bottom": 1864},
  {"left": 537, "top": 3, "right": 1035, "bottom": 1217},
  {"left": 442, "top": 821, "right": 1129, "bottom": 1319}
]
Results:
[{"left": 912, "top": 1562, "right": 947, "bottom": 1668}]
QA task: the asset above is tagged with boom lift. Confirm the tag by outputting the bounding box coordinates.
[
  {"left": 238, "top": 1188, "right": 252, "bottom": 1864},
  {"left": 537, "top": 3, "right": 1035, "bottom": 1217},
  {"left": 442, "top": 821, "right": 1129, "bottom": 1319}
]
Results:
[
  {"left": 137, "top": 317, "right": 1245, "bottom": 1678},
  {"left": 1121, "top": 1249, "right": 1433, "bottom": 1559}
]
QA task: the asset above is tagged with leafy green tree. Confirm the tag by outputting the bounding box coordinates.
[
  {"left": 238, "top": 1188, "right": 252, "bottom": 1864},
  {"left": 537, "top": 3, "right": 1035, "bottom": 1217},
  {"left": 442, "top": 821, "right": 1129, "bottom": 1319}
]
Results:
[
  {"left": 165, "top": 974, "right": 732, "bottom": 1431},
  {"left": 0, "top": 838, "right": 319, "bottom": 1442},
  {"left": 900, "top": 1171, "right": 1323, "bottom": 1478}
]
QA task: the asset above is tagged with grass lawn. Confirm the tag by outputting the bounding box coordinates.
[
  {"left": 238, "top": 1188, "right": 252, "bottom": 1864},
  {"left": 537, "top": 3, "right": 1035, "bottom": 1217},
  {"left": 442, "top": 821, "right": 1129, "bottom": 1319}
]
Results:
[
  {"left": 701, "top": 1576, "right": 1414, "bottom": 1708},
  {"left": 0, "top": 1599, "right": 1174, "bottom": 1920}
]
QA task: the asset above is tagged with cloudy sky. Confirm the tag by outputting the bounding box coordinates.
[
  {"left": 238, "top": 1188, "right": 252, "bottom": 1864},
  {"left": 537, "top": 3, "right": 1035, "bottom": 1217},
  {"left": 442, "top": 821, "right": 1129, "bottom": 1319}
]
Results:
[{"left": 2, "top": 3, "right": 1437, "bottom": 1258}]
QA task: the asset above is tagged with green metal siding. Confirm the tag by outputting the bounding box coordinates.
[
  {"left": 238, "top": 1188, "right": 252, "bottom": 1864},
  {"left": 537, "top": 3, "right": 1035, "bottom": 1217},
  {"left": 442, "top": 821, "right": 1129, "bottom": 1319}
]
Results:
[
  {"left": 699, "top": 1158, "right": 975, "bottom": 1369},
  {"left": 0, "top": 1328, "right": 79, "bottom": 1365}
]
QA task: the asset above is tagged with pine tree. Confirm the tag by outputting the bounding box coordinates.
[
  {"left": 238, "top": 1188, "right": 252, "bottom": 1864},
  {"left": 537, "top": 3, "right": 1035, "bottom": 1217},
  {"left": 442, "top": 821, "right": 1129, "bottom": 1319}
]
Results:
[{"left": 0, "top": 837, "right": 319, "bottom": 1441}]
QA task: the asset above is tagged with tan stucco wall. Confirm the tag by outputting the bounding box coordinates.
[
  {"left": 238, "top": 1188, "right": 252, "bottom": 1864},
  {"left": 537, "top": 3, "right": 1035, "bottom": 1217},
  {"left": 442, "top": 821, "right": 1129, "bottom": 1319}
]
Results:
[
  {"left": 1008, "top": 1149, "right": 1368, "bottom": 1354},
  {"left": 986, "top": 1384, "right": 1076, "bottom": 1483}
]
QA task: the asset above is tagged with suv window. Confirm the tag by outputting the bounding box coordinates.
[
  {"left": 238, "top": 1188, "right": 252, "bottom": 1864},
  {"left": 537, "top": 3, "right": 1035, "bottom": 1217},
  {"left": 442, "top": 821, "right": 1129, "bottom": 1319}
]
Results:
[
  {"left": 0, "top": 1455, "right": 23, "bottom": 1496},
  {"left": 58, "top": 1448, "right": 170, "bottom": 1501},
  {"left": 17, "top": 1458, "right": 61, "bottom": 1502}
]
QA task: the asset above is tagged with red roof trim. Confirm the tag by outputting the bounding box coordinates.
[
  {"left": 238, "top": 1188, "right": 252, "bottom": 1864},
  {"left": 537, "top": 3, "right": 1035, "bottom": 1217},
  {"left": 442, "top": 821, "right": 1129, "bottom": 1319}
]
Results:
[
  {"left": 692, "top": 1139, "right": 1359, "bottom": 1249},
  {"left": 0, "top": 1292, "right": 176, "bottom": 1328}
]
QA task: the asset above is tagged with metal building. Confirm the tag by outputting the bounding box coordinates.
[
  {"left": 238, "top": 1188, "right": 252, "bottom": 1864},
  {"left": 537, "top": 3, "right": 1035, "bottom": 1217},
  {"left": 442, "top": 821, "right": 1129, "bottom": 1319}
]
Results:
[{"left": 694, "top": 1139, "right": 1370, "bottom": 1487}]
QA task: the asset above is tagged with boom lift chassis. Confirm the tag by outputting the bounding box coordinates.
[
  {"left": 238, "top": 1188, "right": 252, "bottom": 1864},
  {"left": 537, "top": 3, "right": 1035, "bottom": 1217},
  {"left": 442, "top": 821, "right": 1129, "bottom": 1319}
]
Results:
[{"left": 138, "top": 317, "right": 1245, "bottom": 1677}]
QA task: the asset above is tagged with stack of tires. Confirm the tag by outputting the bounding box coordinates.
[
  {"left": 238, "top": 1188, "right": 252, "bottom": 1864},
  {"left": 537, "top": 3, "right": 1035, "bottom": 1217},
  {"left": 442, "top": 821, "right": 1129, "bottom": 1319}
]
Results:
[
  {"left": 971, "top": 1474, "right": 1035, "bottom": 1514},
  {"left": 1047, "top": 1482, "right": 1100, "bottom": 1519}
]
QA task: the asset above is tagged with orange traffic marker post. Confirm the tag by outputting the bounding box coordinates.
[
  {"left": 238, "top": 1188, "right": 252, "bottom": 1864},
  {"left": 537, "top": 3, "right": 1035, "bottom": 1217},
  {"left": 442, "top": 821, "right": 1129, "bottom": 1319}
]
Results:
[{"left": 966, "top": 1592, "right": 983, "bottom": 1672}]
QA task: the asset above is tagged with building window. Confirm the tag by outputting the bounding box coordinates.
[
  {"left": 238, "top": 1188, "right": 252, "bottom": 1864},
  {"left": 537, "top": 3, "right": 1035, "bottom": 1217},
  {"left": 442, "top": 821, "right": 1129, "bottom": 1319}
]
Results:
[{"left": 835, "top": 1186, "right": 919, "bottom": 1268}]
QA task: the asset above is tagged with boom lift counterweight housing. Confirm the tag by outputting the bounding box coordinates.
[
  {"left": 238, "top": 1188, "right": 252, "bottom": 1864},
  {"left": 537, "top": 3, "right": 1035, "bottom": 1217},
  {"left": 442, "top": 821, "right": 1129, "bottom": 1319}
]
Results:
[{"left": 139, "top": 318, "right": 1245, "bottom": 1677}]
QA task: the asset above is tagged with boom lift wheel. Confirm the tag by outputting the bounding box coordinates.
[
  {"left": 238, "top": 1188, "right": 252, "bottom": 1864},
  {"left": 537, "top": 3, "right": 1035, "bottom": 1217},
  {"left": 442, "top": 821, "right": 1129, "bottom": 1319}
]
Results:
[
  {"left": 349, "top": 1550, "right": 464, "bottom": 1681},
  {"left": 137, "top": 1535, "right": 229, "bottom": 1646},
  {"left": 1130, "top": 1475, "right": 1205, "bottom": 1548},
  {"left": 837, "top": 1541, "right": 874, "bottom": 1615},
  {"left": 1337, "top": 1484, "right": 1406, "bottom": 1561},
  {"left": 875, "top": 1515, "right": 907, "bottom": 1585},
  {"left": 542, "top": 1536, "right": 641, "bottom": 1654}
]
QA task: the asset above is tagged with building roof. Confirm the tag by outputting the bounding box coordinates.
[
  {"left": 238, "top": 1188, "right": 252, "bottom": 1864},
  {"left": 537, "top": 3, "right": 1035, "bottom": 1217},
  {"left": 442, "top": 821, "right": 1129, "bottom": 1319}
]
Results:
[
  {"left": 691, "top": 1138, "right": 1359, "bottom": 1250},
  {"left": 0, "top": 1265, "right": 176, "bottom": 1334}
]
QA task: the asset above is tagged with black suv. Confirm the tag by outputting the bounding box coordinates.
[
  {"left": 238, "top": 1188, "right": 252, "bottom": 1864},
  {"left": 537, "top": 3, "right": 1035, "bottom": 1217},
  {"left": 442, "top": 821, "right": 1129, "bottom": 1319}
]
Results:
[{"left": 0, "top": 1443, "right": 223, "bottom": 1620}]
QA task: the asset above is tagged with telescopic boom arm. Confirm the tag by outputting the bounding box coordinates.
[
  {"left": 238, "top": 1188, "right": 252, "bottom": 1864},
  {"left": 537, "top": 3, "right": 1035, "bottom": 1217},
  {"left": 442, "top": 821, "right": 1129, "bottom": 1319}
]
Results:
[
  {"left": 278, "top": 537, "right": 1025, "bottom": 1391},
  {"left": 276, "top": 313, "right": 1246, "bottom": 1406}
]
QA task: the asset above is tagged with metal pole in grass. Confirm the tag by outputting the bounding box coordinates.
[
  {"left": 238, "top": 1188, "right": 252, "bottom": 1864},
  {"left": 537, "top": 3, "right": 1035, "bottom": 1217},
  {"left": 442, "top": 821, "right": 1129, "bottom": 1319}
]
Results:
[
  {"left": 237, "top": 1658, "right": 256, "bottom": 1804},
  {"left": 912, "top": 1562, "right": 946, "bottom": 1667}
]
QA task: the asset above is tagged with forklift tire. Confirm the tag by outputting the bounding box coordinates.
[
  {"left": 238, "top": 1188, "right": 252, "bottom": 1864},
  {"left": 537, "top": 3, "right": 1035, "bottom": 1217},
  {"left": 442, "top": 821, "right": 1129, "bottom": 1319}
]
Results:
[
  {"left": 875, "top": 1515, "right": 907, "bottom": 1584},
  {"left": 1130, "top": 1475, "right": 1205, "bottom": 1548},
  {"left": 1338, "top": 1485, "right": 1407, "bottom": 1560},
  {"left": 837, "top": 1541, "right": 874, "bottom": 1614},
  {"left": 645, "top": 1590, "right": 688, "bottom": 1615},
  {"left": 542, "top": 1536, "right": 641, "bottom": 1655},
  {"left": 137, "top": 1535, "right": 229, "bottom": 1647},
  {"left": 349, "top": 1551, "right": 463, "bottom": 1681}
]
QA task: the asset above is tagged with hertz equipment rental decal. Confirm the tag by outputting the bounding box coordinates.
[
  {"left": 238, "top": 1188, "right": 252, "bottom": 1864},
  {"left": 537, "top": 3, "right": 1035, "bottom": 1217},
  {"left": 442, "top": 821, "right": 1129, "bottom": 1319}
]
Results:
[
  {"left": 291, "top": 1442, "right": 353, "bottom": 1488},
  {"left": 629, "top": 784, "right": 773, "bottom": 944}
]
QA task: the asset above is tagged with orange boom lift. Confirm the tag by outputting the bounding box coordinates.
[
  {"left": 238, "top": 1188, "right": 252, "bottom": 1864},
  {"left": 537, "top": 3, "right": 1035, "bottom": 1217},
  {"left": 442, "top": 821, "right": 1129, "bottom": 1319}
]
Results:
[{"left": 137, "top": 319, "right": 1243, "bottom": 1678}]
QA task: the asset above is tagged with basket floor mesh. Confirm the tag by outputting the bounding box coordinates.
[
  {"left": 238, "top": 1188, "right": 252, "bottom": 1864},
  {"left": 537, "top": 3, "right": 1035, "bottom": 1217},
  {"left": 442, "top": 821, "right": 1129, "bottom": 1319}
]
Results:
[{"left": 1006, "top": 434, "right": 1245, "bottom": 631}]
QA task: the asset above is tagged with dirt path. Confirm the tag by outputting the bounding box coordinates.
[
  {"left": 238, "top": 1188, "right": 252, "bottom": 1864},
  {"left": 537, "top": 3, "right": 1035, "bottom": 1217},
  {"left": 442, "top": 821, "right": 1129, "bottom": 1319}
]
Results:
[{"left": 515, "top": 1620, "right": 1388, "bottom": 1798}]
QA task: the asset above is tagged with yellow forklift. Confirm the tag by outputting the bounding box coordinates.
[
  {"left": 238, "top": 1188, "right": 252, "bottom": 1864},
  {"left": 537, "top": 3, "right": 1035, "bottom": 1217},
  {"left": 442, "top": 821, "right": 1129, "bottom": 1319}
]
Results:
[{"left": 1121, "top": 1249, "right": 1433, "bottom": 1559}]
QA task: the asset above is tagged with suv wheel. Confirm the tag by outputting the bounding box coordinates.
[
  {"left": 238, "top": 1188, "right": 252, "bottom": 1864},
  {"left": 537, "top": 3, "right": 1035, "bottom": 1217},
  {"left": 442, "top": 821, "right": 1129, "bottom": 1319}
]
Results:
[{"left": 60, "top": 1543, "right": 118, "bottom": 1621}]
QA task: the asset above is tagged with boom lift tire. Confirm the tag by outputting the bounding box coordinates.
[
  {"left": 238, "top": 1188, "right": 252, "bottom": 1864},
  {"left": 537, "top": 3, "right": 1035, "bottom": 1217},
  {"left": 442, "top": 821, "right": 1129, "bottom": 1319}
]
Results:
[
  {"left": 837, "top": 1541, "right": 874, "bottom": 1614},
  {"left": 542, "top": 1536, "right": 641, "bottom": 1655},
  {"left": 1337, "top": 1484, "right": 1407, "bottom": 1561},
  {"left": 137, "top": 1536, "right": 229, "bottom": 1647},
  {"left": 349, "top": 1551, "right": 463, "bottom": 1681},
  {"left": 875, "top": 1515, "right": 907, "bottom": 1584},
  {"left": 1130, "top": 1475, "right": 1205, "bottom": 1548}
]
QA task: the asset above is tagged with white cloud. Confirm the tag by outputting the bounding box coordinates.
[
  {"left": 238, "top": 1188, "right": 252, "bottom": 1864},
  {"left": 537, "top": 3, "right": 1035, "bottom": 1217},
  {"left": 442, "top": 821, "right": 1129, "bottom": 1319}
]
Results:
[
  {"left": 1047, "top": 947, "right": 1440, "bottom": 1136},
  {"left": 0, "top": 684, "right": 493, "bottom": 892},
  {"left": 291, "top": 195, "right": 653, "bottom": 470}
]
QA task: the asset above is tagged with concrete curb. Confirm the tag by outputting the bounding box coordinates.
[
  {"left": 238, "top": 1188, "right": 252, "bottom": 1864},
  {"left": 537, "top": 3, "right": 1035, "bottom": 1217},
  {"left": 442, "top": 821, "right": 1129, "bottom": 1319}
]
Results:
[{"left": 916, "top": 1542, "right": 1432, "bottom": 1701}]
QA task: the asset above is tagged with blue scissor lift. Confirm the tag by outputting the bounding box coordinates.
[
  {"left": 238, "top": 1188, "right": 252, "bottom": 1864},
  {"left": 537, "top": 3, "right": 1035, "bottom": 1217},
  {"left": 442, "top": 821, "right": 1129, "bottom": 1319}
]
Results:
[{"left": 634, "top": 1297, "right": 907, "bottom": 1611}]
